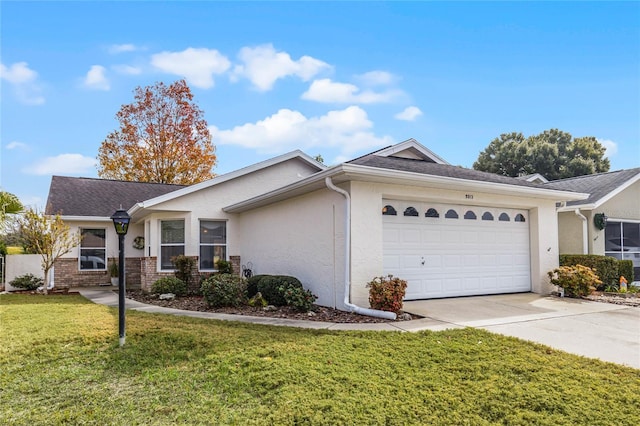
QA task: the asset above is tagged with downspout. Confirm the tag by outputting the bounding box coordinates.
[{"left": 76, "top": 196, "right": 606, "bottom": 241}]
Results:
[
  {"left": 325, "top": 177, "right": 397, "bottom": 320},
  {"left": 574, "top": 209, "right": 588, "bottom": 254}
]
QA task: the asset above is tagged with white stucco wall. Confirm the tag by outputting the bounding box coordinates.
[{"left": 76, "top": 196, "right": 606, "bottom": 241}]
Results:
[
  {"left": 60, "top": 220, "right": 145, "bottom": 263},
  {"left": 237, "top": 178, "right": 564, "bottom": 310},
  {"left": 237, "top": 188, "right": 346, "bottom": 308},
  {"left": 5, "top": 254, "right": 43, "bottom": 291},
  {"left": 141, "top": 158, "right": 320, "bottom": 270},
  {"left": 558, "top": 180, "right": 640, "bottom": 257}
]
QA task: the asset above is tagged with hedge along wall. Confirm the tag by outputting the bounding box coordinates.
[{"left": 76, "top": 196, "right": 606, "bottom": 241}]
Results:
[{"left": 559, "top": 254, "right": 634, "bottom": 286}]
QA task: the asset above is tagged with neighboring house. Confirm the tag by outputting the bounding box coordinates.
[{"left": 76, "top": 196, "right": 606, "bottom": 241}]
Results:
[
  {"left": 45, "top": 139, "right": 586, "bottom": 310},
  {"left": 544, "top": 168, "right": 640, "bottom": 280}
]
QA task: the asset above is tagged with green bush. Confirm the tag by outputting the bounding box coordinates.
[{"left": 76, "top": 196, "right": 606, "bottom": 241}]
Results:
[
  {"left": 9, "top": 273, "right": 43, "bottom": 291},
  {"left": 215, "top": 259, "right": 234, "bottom": 274},
  {"left": 617, "top": 260, "right": 634, "bottom": 284},
  {"left": 0, "top": 241, "right": 7, "bottom": 257},
  {"left": 172, "top": 255, "right": 197, "bottom": 293},
  {"left": 280, "top": 285, "right": 318, "bottom": 312},
  {"left": 247, "top": 274, "right": 270, "bottom": 298},
  {"left": 367, "top": 274, "right": 408, "bottom": 313},
  {"left": 256, "top": 275, "right": 303, "bottom": 306},
  {"left": 548, "top": 265, "right": 601, "bottom": 297},
  {"left": 151, "top": 277, "right": 187, "bottom": 296},
  {"left": 201, "top": 274, "right": 247, "bottom": 308},
  {"left": 559, "top": 255, "right": 618, "bottom": 290}
]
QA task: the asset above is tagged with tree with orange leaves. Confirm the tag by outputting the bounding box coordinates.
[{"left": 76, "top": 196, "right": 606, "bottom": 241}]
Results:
[{"left": 97, "top": 80, "right": 216, "bottom": 184}]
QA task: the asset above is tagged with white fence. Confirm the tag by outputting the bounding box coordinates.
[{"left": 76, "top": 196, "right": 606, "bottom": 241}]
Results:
[{"left": 4, "top": 254, "right": 43, "bottom": 291}]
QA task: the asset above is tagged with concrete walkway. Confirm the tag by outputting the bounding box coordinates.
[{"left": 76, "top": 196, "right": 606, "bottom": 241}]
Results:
[{"left": 78, "top": 289, "right": 640, "bottom": 369}]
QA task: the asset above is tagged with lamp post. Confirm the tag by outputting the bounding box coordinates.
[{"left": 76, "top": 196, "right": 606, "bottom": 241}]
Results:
[{"left": 111, "top": 208, "right": 131, "bottom": 347}]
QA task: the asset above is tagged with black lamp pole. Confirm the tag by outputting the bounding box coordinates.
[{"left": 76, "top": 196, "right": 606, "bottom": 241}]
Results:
[{"left": 111, "top": 208, "right": 131, "bottom": 347}]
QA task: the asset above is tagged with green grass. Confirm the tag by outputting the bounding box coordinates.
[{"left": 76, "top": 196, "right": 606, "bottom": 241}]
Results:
[{"left": 1, "top": 295, "right": 639, "bottom": 425}]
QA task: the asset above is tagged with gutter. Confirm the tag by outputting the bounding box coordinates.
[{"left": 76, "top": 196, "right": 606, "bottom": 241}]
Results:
[
  {"left": 574, "top": 209, "right": 588, "bottom": 254},
  {"left": 325, "top": 177, "right": 397, "bottom": 320}
]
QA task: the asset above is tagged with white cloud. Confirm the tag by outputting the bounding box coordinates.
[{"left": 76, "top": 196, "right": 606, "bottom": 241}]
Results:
[
  {"left": 232, "top": 44, "right": 331, "bottom": 91},
  {"left": 394, "top": 106, "right": 423, "bottom": 121},
  {"left": 597, "top": 138, "right": 618, "bottom": 158},
  {"left": 302, "top": 78, "right": 400, "bottom": 104},
  {"left": 111, "top": 64, "right": 142, "bottom": 75},
  {"left": 112, "top": 64, "right": 142, "bottom": 75},
  {"left": 25, "top": 154, "right": 97, "bottom": 175},
  {"left": 356, "top": 70, "right": 396, "bottom": 86},
  {"left": 7, "top": 141, "right": 29, "bottom": 150},
  {"left": 151, "top": 47, "right": 230, "bottom": 89},
  {"left": 108, "top": 44, "right": 138, "bottom": 54},
  {"left": 0, "top": 62, "right": 45, "bottom": 105},
  {"left": 210, "top": 106, "right": 393, "bottom": 158},
  {"left": 83, "top": 65, "right": 110, "bottom": 90}
]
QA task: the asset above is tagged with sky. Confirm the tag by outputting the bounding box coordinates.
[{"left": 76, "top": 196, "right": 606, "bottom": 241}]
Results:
[{"left": 1, "top": 1, "right": 639, "bottom": 208}]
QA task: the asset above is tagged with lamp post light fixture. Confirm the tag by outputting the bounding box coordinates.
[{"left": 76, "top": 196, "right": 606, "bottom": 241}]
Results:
[{"left": 110, "top": 208, "right": 131, "bottom": 347}]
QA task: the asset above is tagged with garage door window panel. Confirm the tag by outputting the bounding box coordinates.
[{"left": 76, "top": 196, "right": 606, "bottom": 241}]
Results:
[
  {"left": 499, "top": 213, "right": 510, "bottom": 221},
  {"left": 404, "top": 207, "right": 419, "bottom": 217},
  {"left": 464, "top": 211, "right": 477, "bottom": 220},
  {"left": 382, "top": 205, "right": 397, "bottom": 216},
  {"left": 445, "top": 209, "right": 458, "bottom": 219},
  {"left": 425, "top": 208, "right": 439, "bottom": 218},
  {"left": 482, "top": 212, "right": 494, "bottom": 221}
]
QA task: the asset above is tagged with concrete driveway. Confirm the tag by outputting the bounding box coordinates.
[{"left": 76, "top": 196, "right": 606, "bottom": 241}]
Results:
[{"left": 403, "top": 293, "right": 640, "bottom": 369}]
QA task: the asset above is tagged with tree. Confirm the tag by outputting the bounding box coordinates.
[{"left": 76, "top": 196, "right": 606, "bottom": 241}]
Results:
[
  {"left": 18, "top": 209, "right": 81, "bottom": 294},
  {"left": 0, "top": 191, "right": 23, "bottom": 224},
  {"left": 97, "top": 79, "right": 216, "bottom": 184},
  {"left": 473, "top": 129, "right": 610, "bottom": 180}
]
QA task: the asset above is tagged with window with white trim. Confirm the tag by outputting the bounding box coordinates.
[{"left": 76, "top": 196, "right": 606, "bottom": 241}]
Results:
[
  {"left": 200, "top": 220, "right": 227, "bottom": 270},
  {"left": 79, "top": 228, "right": 106, "bottom": 270},
  {"left": 160, "top": 220, "right": 185, "bottom": 270},
  {"left": 605, "top": 221, "right": 640, "bottom": 277}
]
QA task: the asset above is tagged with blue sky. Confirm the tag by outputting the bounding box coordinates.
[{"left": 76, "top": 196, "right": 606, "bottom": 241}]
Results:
[{"left": 2, "top": 1, "right": 639, "bottom": 207}]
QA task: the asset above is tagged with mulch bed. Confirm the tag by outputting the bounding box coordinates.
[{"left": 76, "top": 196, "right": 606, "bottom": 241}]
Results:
[{"left": 125, "top": 290, "right": 418, "bottom": 323}]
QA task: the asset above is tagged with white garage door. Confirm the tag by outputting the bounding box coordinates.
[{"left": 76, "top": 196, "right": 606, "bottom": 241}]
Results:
[{"left": 383, "top": 201, "right": 531, "bottom": 300}]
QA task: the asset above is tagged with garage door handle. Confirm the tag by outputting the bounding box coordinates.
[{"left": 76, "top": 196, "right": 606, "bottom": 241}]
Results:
[{"left": 421, "top": 257, "right": 425, "bottom": 265}]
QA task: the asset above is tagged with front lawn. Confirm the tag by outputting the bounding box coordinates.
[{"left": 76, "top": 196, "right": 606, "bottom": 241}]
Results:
[{"left": 1, "top": 294, "right": 638, "bottom": 425}]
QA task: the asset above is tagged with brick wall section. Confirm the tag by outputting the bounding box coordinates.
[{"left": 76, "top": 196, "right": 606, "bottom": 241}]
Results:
[
  {"left": 54, "top": 255, "right": 241, "bottom": 291},
  {"left": 53, "top": 257, "right": 142, "bottom": 289},
  {"left": 230, "top": 256, "right": 241, "bottom": 276}
]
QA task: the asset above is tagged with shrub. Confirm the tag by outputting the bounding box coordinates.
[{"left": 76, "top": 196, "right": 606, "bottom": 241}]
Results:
[
  {"left": 367, "top": 275, "right": 408, "bottom": 313},
  {"left": 257, "top": 275, "right": 303, "bottom": 306},
  {"left": 201, "top": 274, "right": 247, "bottom": 308},
  {"left": 9, "top": 273, "right": 43, "bottom": 291},
  {"left": 215, "top": 259, "right": 234, "bottom": 274},
  {"left": 172, "top": 255, "right": 197, "bottom": 293},
  {"left": 548, "top": 265, "right": 602, "bottom": 297},
  {"left": 280, "top": 285, "right": 318, "bottom": 312},
  {"left": 0, "top": 241, "right": 7, "bottom": 256},
  {"left": 559, "top": 255, "right": 618, "bottom": 290},
  {"left": 247, "top": 274, "right": 270, "bottom": 298},
  {"left": 617, "top": 260, "right": 634, "bottom": 284},
  {"left": 151, "top": 277, "right": 187, "bottom": 296}
]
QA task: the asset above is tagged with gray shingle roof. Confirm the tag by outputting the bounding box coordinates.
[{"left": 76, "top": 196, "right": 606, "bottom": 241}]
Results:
[
  {"left": 46, "top": 176, "right": 187, "bottom": 217},
  {"left": 347, "top": 155, "right": 550, "bottom": 189},
  {"left": 543, "top": 168, "right": 640, "bottom": 206}
]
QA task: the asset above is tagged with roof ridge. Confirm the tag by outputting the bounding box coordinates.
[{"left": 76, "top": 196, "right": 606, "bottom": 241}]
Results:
[
  {"left": 52, "top": 175, "right": 189, "bottom": 187},
  {"left": 548, "top": 167, "right": 640, "bottom": 183}
]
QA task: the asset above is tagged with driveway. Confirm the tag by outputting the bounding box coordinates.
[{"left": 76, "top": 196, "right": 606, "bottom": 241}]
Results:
[{"left": 403, "top": 293, "right": 640, "bottom": 369}]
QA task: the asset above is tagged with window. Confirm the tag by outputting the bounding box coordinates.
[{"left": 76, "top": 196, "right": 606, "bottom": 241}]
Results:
[
  {"left": 200, "top": 220, "right": 227, "bottom": 270},
  {"left": 404, "top": 207, "right": 419, "bottom": 217},
  {"left": 605, "top": 221, "right": 640, "bottom": 276},
  {"left": 445, "top": 209, "right": 459, "bottom": 219},
  {"left": 482, "top": 212, "right": 494, "bottom": 221},
  {"left": 464, "top": 210, "right": 477, "bottom": 220},
  {"left": 160, "top": 220, "right": 185, "bottom": 270},
  {"left": 499, "top": 213, "right": 510, "bottom": 222},
  {"left": 425, "top": 208, "right": 439, "bottom": 218},
  {"left": 382, "top": 205, "right": 397, "bottom": 216},
  {"left": 79, "top": 228, "right": 106, "bottom": 270},
  {"left": 515, "top": 214, "right": 526, "bottom": 222}
]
